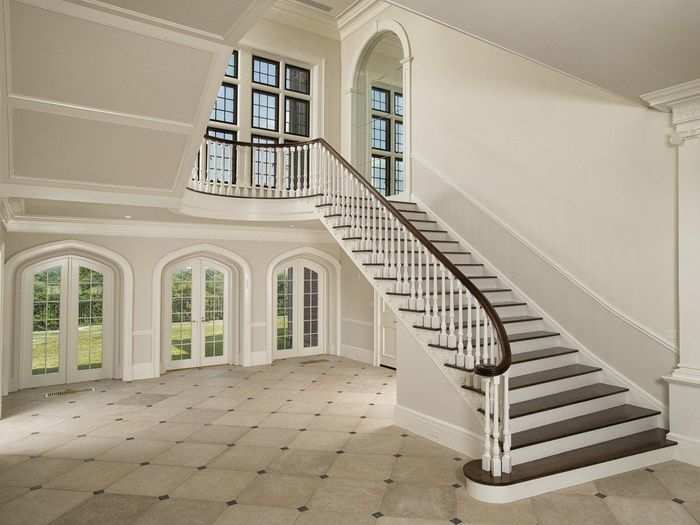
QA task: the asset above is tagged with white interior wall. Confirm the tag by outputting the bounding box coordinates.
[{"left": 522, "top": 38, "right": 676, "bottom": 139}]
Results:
[
  {"left": 340, "top": 6, "right": 677, "bottom": 403},
  {"left": 339, "top": 251, "right": 374, "bottom": 363}
]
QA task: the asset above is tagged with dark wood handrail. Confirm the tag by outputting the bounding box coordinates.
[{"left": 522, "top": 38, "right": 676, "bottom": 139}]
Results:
[{"left": 205, "top": 135, "right": 512, "bottom": 376}]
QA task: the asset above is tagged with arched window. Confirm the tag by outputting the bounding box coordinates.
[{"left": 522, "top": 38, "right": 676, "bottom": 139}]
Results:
[
  {"left": 273, "top": 258, "right": 325, "bottom": 359},
  {"left": 20, "top": 255, "right": 115, "bottom": 388}
]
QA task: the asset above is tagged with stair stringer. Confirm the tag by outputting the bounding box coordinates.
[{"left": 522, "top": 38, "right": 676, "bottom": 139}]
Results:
[
  {"left": 411, "top": 195, "right": 667, "bottom": 419},
  {"left": 317, "top": 211, "right": 485, "bottom": 418}
]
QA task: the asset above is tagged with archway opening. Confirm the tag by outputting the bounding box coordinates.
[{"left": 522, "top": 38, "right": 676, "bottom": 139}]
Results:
[{"left": 351, "top": 31, "right": 407, "bottom": 197}]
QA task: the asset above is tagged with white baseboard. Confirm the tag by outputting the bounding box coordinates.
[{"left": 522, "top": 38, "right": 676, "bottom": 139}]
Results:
[
  {"left": 670, "top": 432, "right": 700, "bottom": 467},
  {"left": 247, "top": 351, "right": 270, "bottom": 367},
  {"left": 131, "top": 362, "right": 155, "bottom": 381},
  {"left": 395, "top": 404, "right": 482, "bottom": 459},
  {"left": 340, "top": 344, "right": 373, "bottom": 364}
]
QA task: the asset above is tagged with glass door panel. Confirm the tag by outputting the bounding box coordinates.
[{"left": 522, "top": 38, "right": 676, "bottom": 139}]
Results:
[
  {"left": 201, "top": 265, "right": 226, "bottom": 365},
  {"left": 170, "top": 266, "right": 194, "bottom": 367},
  {"left": 275, "top": 266, "right": 294, "bottom": 352},
  {"left": 303, "top": 267, "right": 320, "bottom": 350},
  {"left": 77, "top": 267, "right": 104, "bottom": 370},
  {"left": 31, "top": 266, "right": 63, "bottom": 378}
]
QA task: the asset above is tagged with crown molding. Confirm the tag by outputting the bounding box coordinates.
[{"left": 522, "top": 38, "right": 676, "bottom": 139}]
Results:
[
  {"left": 338, "top": 0, "right": 388, "bottom": 40},
  {"left": 642, "top": 79, "right": 700, "bottom": 143},
  {"left": 8, "top": 94, "right": 193, "bottom": 135},
  {"left": 264, "top": 0, "right": 339, "bottom": 41},
  {"left": 5, "top": 215, "right": 334, "bottom": 243}
]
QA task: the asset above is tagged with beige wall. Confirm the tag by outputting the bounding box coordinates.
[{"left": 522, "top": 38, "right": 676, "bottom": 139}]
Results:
[
  {"left": 340, "top": 6, "right": 677, "bottom": 402},
  {"left": 3, "top": 232, "right": 362, "bottom": 377},
  {"left": 340, "top": 251, "right": 374, "bottom": 361}
]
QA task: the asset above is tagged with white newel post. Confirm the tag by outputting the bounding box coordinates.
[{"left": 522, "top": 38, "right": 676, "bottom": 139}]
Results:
[{"left": 643, "top": 80, "right": 700, "bottom": 466}]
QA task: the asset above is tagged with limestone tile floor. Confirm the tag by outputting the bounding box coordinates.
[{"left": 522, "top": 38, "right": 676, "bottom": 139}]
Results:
[{"left": 0, "top": 355, "right": 697, "bottom": 525}]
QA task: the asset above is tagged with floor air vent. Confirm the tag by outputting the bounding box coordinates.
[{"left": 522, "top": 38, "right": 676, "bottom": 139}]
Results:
[{"left": 45, "top": 387, "right": 95, "bottom": 398}]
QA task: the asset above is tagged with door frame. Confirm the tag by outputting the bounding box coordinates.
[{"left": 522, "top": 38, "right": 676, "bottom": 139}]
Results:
[
  {"left": 272, "top": 258, "right": 326, "bottom": 360},
  {"left": 162, "top": 257, "right": 233, "bottom": 371},
  {"left": 373, "top": 289, "right": 398, "bottom": 369},
  {"left": 19, "top": 255, "right": 116, "bottom": 389}
]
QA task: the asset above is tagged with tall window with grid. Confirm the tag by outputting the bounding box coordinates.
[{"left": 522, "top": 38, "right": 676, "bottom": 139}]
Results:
[{"left": 370, "top": 85, "right": 404, "bottom": 196}]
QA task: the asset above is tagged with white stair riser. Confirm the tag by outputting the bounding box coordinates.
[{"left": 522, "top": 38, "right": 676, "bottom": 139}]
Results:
[
  {"left": 509, "top": 392, "right": 628, "bottom": 432},
  {"left": 510, "top": 415, "right": 661, "bottom": 464},
  {"left": 364, "top": 265, "right": 491, "bottom": 278},
  {"left": 509, "top": 353, "right": 578, "bottom": 377},
  {"left": 506, "top": 335, "right": 562, "bottom": 353},
  {"left": 509, "top": 371, "right": 602, "bottom": 404},
  {"left": 399, "top": 304, "right": 531, "bottom": 325}
]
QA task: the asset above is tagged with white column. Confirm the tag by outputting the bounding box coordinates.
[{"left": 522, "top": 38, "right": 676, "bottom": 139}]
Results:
[{"left": 643, "top": 80, "right": 700, "bottom": 466}]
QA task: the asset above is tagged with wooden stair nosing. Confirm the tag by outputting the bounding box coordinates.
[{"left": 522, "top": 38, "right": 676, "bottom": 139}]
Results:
[
  {"left": 463, "top": 428, "right": 676, "bottom": 487},
  {"left": 428, "top": 330, "right": 560, "bottom": 351},
  {"left": 415, "top": 315, "right": 543, "bottom": 332},
  {"left": 509, "top": 364, "right": 601, "bottom": 390},
  {"left": 509, "top": 404, "right": 661, "bottom": 450},
  {"left": 399, "top": 301, "right": 526, "bottom": 313}
]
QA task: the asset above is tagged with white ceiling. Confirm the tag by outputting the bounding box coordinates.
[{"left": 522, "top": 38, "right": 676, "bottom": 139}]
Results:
[
  {"left": 1, "top": 0, "right": 274, "bottom": 206},
  {"left": 388, "top": 0, "right": 700, "bottom": 98}
]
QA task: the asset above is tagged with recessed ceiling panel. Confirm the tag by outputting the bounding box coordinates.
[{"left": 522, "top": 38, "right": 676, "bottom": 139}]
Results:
[
  {"left": 12, "top": 109, "right": 187, "bottom": 190},
  {"left": 10, "top": 0, "right": 210, "bottom": 123}
]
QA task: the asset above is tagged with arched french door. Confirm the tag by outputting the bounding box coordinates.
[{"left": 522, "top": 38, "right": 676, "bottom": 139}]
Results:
[
  {"left": 273, "top": 259, "right": 325, "bottom": 359},
  {"left": 20, "top": 256, "right": 115, "bottom": 388},
  {"left": 165, "top": 257, "right": 230, "bottom": 370}
]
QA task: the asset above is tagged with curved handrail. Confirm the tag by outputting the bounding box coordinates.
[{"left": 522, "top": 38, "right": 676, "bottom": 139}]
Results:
[{"left": 202, "top": 136, "right": 512, "bottom": 376}]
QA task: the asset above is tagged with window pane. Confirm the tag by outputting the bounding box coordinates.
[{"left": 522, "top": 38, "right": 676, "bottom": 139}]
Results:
[
  {"left": 170, "top": 266, "right": 192, "bottom": 362},
  {"left": 203, "top": 268, "right": 225, "bottom": 358},
  {"left": 371, "top": 87, "right": 390, "bottom": 112},
  {"left": 371, "top": 156, "right": 388, "bottom": 196},
  {"left": 210, "top": 83, "right": 237, "bottom": 124},
  {"left": 394, "top": 92, "right": 404, "bottom": 117},
  {"left": 371, "top": 117, "right": 390, "bottom": 151},
  {"left": 395, "top": 121, "right": 404, "bottom": 154},
  {"left": 32, "top": 267, "right": 62, "bottom": 376},
  {"left": 205, "top": 128, "right": 237, "bottom": 184},
  {"left": 303, "top": 267, "right": 319, "bottom": 348},
  {"left": 394, "top": 158, "right": 405, "bottom": 194},
  {"left": 77, "top": 267, "right": 104, "bottom": 371},
  {"left": 225, "top": 51, "right": 238, "bottom": 78},
  {"left": 285, "top": 64, "right": 311, "bottom": 94},
  {"left": 252, "top": 135, "right": 278, "bottom": 187},
  {"left": 285, "top": 97, "right": 310, "bottom": 137},
  {"left": 252, "top": 90, "right": 278, "bottom": 131},
  {"left": 253, "top": 56, "right": 279, "bottom": 87},
  {"left": 276, "top": 267, "right": 294, "bottom": 351}
]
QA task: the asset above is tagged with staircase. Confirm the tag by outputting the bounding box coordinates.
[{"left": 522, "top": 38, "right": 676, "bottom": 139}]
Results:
[{"left": 199, "top": 137, "right": 677, "bottom": 503}]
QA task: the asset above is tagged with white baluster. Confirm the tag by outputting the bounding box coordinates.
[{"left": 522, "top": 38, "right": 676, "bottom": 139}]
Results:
[
  {"left": 395, "top": 223, "right": 403, "bottom": 292},
  {"left": 482, "top": 377, "right": 492, "bottom": 472},
  {"left": 409, "top": 236, "right": 417, "bottom": 309},
  {"left": 492, "top": 375, "right": 502, "bottom": 476},
  {"left": 448, "top": 275, "right": 456, "bottom": 348},
  {"left": 439, "top": 265, "right": 447, "bottom": 345},
  {"left": 431, "top": 255, "right": 440, "bottom": 329},
  {"left": 403, "top": 227, "right": 410, "bottom": 293},
  {"left": 502, "top": 373, "right": 512, "bottom": 474},
  {"left": 423, "top": 247, "right": 431, "bottom": 327},
  {"left": 466, "top": 293, "right": 474, "bottom": 370},
  {"left": 383, "top": 209, "right": 390, "bottom": 275},
  {"left": 456, "top": 284, "right": 465, "bottom": 368}
]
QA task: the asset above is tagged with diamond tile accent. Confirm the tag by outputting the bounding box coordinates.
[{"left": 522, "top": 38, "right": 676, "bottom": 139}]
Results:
[
  {"left": 595, "top": 492, "right": 607, "bottom": 499},
  {"left": 297, "top": 506, "right": 309, "bottom": 512}
]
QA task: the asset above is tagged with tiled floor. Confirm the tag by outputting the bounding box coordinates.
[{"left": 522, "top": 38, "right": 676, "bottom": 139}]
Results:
[{"left": 0, "top": 355, "right": 698, "bottom": 525}]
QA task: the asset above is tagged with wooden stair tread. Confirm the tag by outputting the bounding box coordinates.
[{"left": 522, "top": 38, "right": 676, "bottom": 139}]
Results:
[
  {"left": 354, "top": 249, "right": 470, "bottom": 255},
  {"left": 508, "top": 383, "right": 629, "bottom": 418},
  {"left": 511, "top": 347, "right": 578, "bottom": 364},
  {"left": 510, "top": 364, "right": 600, "bottom": 390},
  {"left": 375, "top": 275, "right": 496, "bottom": 281},
  {"left": 399, "top": 300, "right": 525, "bottom": 313},
  {"left": 416, "top": 315, "right": 542, "bottom": 332},
  {"left": 511, "top": 404, "right": 661, "bottom": 449},
  {"left": 390, "top": 288, "right": 510, "bottom": 298},
  {"left": 464, "top": 429, "right": 675, "bottom": 486},
  {"left": 324, "top": 213, "right": 436, "bottom": 223}
]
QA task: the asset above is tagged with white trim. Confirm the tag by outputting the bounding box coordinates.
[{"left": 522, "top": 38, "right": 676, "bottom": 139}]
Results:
[
  {"left": 248, "top": 351, "right": 270, "bottom": 366},
  {"left": 342, "top": 317, "right": 373, "bottom": 327},
  {"left": 265, "top": 247, "right": 342, "bottom": 365},
  {"left": 0, "top": 183, "right": 180, "bottom": 208},
  {"left": 151, "top": 244, "right": 252, "bottom": 374},
  {"left": 395, "top": 404, "right": 482, "bottom": 458},
  {"left": 337, "top": 0, "right": 389, "bottom": 40},
  {"left": 410, "top": 160, "right": 677, "bottom": 354},
  {"left": 641, "top": 79, "right": 700, "bottom": 111},
  {"left": 0, "top": 240, "right": 5, "bottom": 415},
  {"left": 466, "top": 445, "right": 675, "bottom": 504},
  {"left": 130, "top": 361, "right": 154, "bottom": 381},
  {"left": 412, "top": 190, "right": 667, "bottom": 413},
  {"left": 265, "top": 0, "right": 339, "bottom": 41},
  {"left": 669, "top": 431, "right": 700, "bottom": 467},
  {"left": 132, "top": 329, "right": 152, "bottom": 336},
  {"left": 5, "top": 216, "right": 334, "bottom": 243},
  {"left": 8, "top": 94, "right": 193, "bottom": 135},
  {"left": 2, "top": 240, "right": 134, "bottom": 393},
  {"left": 340, "top": 343, "right": 373, "bottom": 364}
]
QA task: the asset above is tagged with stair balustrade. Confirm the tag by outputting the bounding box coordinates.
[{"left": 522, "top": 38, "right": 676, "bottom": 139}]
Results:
[{"left": 189, "top": 137, "right": 513, "bottom": 475}]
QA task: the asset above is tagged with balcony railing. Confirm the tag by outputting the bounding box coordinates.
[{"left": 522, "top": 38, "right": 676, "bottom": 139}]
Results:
[{"left": 190, "top": 136, "right": 321, "bottom": 199}]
